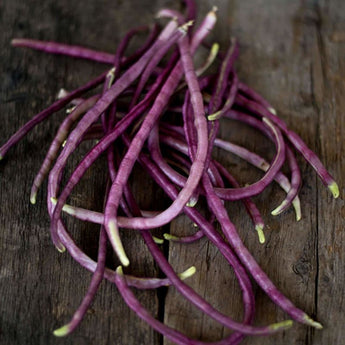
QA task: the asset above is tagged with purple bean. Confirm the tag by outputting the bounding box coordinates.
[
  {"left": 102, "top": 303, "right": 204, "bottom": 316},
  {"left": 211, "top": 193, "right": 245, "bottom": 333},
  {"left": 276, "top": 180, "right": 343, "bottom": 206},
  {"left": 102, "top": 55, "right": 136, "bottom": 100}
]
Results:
[
  {"left": 100, "top": 13, "right": 216, "bottom": 265},
  {"left": 11, "top": 25, "right": 156, "bottom": 67},
  {"left": 224, "top": 109, "right": 302, "bottom": 217},
  {"left": 130, "top": 34, "right": 181, "bottom": 107},
  {"left": 235, "top": 93, "right": 339, "bottom": 198},
  {"left": 46, "top": 43, "right": 177, "bottom": 253},
  {"left": 48, "top": 21, "right": 179, "bottom": 251},
  {"left": 140, "top": 230, "right": 289, "bottom": 336},
  {"left": 213, "top": 160, "right": 265, "bottom": 242},
  {"left": 30, "top": 95, "right": 100, "bottom": 204},
  {"left": 159, "top": 128, "right": 302, "bottom": 221},
  {"left": 208, "top": 38, "right": 238, "bottom": 113},
  {"left": 11, "top": 38, "right": 116, "bottom": 64},
  {"left": 201, "top": 174, "right": 320, "bottom": 328},
  {"left": 271, "top": 147, "right": 302, "bottom": 218},
  {"left": 55, "top": 217, "right": 195, "bottom": 290},
  {"left": 160, "top": 119, "right": 287, "bottom": 202},
  {"left": 212, "top": 118, "right": 286, "bottom": 200},
  {"left": 54, "top": 226, "right": 107, "bottom": 337},
  {"left": 0, "top": 71, "right": 106, "bottom": 160}
]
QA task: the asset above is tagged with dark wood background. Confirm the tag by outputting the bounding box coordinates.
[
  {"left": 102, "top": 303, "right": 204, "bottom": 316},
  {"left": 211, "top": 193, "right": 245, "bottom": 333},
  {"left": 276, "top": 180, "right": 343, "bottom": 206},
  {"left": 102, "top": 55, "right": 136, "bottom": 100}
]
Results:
[{"left": 1, "top": 0, "right": 344, "bottom": 344}]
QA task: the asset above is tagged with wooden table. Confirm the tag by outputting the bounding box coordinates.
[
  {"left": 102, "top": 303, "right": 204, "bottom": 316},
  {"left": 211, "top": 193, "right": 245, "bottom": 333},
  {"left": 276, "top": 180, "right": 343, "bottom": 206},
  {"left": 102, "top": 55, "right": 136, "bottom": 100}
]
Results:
[{"left": 1, "top": 0, "right": 344, "bottom": 344}]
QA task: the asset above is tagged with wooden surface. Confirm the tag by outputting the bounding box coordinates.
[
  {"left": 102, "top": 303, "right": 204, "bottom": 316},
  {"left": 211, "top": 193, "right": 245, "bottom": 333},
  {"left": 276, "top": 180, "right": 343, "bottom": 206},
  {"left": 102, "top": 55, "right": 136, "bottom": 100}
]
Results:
[{"left": 0, "top": 0, "right": 344, "bottom": 344}]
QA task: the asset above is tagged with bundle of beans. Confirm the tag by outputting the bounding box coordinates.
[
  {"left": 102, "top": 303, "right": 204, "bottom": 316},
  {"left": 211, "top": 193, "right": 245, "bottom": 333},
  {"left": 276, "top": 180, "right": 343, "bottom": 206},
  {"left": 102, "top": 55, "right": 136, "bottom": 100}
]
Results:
[{"left": 1, "top": 1, "right": 339, "bottom": 344}]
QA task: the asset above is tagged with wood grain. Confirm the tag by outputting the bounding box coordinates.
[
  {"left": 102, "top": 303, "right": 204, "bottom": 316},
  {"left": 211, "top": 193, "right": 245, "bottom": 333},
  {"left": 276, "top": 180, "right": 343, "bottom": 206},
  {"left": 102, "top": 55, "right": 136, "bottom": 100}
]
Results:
[{"left": 0, "top": 1, "right": 344, "bottom": 344}]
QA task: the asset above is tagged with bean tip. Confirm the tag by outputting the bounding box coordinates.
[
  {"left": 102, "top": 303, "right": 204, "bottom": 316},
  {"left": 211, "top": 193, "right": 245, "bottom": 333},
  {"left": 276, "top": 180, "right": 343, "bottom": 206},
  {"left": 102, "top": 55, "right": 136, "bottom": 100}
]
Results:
[
  {"left": 56, "top": 243, "right": 66, "bottom": 253},
  {"left": 66, "top": 106, "right": 76, "bottom": 114},
  {"left": 179, "top": 20, "right": 194, "bottom": 34},
  {"left": 255, "top": 225, "right": 265, "bottom": 244},
  {"left": 11, "top": 38, "right": 22, "bottom": 46},
  {"left": 56, "top": 88, "right": 68, "bottom": 100},
  {"left": 61, "top": 203, "right": 76, "bottom": 216},
  {"left": 109, "top": 219, "right": 130, "bottom": 267},
  {"left": 211, "top": 42, "right": 219, "bottom": 54},
  {"left": 106, "top": 67, "right": 116, "bottom": 87},
  {"left": 207, "top": 110, "right": 221, "bottom": 121},
  {"left": 295, "top": 212, "right": 302, "bottom": 222},
  {"left": 116, "top": 265, "right": 124, "bottom": 275},
  {"left": 152, "top": 236, "right": 164, "bottom": 244},
  {"left": 271, "top": 201, "right": 287, "bottom": 216},
  {"left": 178, "top": 266, "right": 196, "bottom": 280},
  {"left": 262, "top": 116, "right": 272, "bottom": 126},
  {"left": 303, "top": 315, "right": 323, "bottom": 329},
  {"left": 292, "top": 198, "right": 302, "bottom": 221},
  {"left": 328, "top": 181, "right": 339, "bottom": 199},
  {"left": 163, "top": 233, "right": 179, "bottom": 241},
  {"left": 30, "top": 193, "right": 37, "bottom": 205},
  {"left": 186, "top": 195, "right": 198, "bottom": 207},
  {"left": 268, "top": 107, "right": 277, "bottom": 115},
  {"left": 271, "top": 209, "right": 280, "bottom": 216},
  {"left": 205, "top": 7, "right": 217, "bottom": 22},
  {"left": 269, "top": 320, "right": 293, "bottom": 331},
  {"left": 273, "top": 199, "right": 301, "bottom": 221},
  {"left": 53, "top": 324, "right": 70, "bottom": 337}
]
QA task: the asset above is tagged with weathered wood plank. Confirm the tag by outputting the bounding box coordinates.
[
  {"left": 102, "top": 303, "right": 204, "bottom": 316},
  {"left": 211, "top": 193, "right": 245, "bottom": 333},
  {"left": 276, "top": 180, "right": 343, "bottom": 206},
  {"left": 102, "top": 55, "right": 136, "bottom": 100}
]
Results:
[
  {"left": 164, "top": 1, "right": 344, "bottom": 344},
  {"left": 0, "top": 1, "right": 166, "bottom": 344},
  {"left": 313, "top": 1, "right": 345, "bottom": 344}
]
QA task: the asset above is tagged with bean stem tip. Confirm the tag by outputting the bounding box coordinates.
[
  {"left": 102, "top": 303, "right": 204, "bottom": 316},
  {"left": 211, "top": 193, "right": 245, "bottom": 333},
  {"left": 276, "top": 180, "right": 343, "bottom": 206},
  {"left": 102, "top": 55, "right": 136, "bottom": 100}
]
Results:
[
  {"left": 255, "top": 225, "right": 265, "bottom": 244},
  {"left": 30, "top": 193, "right": 37, "bottom": 205},
  {"left": 178, "top": 266, "right": 196, "bottom": 280},
  {"left": 303, "top": 314, "right": 323, "bottom": 329},
  {"left": 109, "top": 220, "right": 130, "bottom": 267},
  {"left": 269, "top": 320, "right": 293, "bottom": 331},
  {"left": 328, "top": 181, "right": 339, "bottom": 199},
  {"left": 152, "top": 236, "right": 164, "bottom": 244},
  {"left": 53, "top": 324, "right": 70, "bottom": 337}
]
